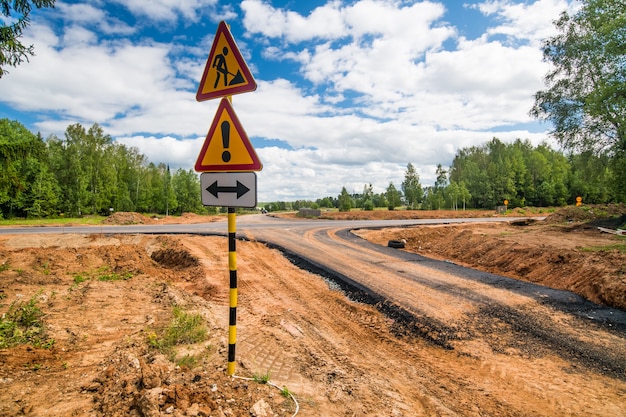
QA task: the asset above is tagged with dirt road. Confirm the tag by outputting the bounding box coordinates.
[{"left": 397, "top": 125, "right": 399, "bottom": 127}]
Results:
[{"left": 0, "top": 208, "right": 625, "bottom": 416}]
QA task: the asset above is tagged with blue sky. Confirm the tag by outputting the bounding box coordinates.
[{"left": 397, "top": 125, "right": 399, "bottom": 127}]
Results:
[{"left": 0, "top": 0, "right": 577, "bottom": 201}]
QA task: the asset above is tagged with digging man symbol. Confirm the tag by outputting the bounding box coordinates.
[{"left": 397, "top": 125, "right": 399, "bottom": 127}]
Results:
[{"left": 212, "top": 46, "right": 244, "bottom": 89}]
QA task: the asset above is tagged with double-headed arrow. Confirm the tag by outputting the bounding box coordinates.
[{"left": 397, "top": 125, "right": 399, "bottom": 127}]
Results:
[{"left": 206, "top": 180, "right": 250, "bottom": 199}]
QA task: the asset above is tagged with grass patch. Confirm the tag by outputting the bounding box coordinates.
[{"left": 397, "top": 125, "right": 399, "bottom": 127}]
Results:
[
  {"left": 148, "top": 306, "right": 208, "bottom": 367},
  {"left": 0, "top": 292, "right": 55, "bottom": 349},
  {"left": 581, "top": 243, "right": 626, "bottom": 254},
  {"left": 73, "top": 273, "right": 88, "bottom": 284},
  {"left": 252, "top": 371, "right": 271, "bottom": 384},
  {"left": 0, "top": 216, "right": 105, "bottom": 226},
  {"left": 97, "top": 271, "right": 133, "bottom": 281},
  {"left": 70, "top": 267, "right": 134, "bottom": 283},
  {"left": 175, "top": 354, "right": 199, "bottom": 369},
  {"left": 280, "top": 386, "right": 293, "bottom": 398}
]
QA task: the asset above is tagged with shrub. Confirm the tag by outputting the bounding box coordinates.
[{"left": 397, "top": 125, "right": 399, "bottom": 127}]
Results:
[{"left": 0, "top": 293, "right": 54, "bottom": 349}]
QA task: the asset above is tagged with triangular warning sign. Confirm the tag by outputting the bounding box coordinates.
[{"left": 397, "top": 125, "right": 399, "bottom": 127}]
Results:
[
  {"left": 195, "top": 98, "right": 262, "bottom": 172},
  {"left": 196, "top": 21, "right": 257, "bottom": 102}
]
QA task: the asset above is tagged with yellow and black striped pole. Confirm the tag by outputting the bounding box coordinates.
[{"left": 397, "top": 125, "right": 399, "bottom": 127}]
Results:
[{"left": 227, "top": 207, "right": 237, "bottom": 375}]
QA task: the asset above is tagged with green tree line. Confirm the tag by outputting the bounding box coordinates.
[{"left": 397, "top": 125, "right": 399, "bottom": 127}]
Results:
[
  {"left": 262, "top": 137, "right": 623, "bottom": 213},
  {"left": 2, "top": 118, "right": 624, "bottom": 219},
  {"left": 0, "top": 119, "right": 210, "bottom": 219}
]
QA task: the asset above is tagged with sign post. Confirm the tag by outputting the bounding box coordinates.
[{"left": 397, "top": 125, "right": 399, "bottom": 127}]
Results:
[{"left": 195, "top": 21, "right": 262, "bottom": 376}]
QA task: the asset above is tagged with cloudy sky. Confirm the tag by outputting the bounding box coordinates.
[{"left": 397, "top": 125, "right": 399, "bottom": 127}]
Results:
[{"left": 0, "top": 0, "right": 576, "bottom": 202}]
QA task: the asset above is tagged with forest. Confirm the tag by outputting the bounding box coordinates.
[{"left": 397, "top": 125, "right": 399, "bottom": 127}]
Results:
[
  {"left": 0, "top": 119, "right": 209, "bottom": 219},
  {"left": 1, "top": 118, "right": 623, "bottom": 219}
]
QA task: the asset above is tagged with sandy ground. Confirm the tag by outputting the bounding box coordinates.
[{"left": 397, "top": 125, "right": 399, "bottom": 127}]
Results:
[{"left": 0, "top": 206, "right": 624, "bottom": 416}]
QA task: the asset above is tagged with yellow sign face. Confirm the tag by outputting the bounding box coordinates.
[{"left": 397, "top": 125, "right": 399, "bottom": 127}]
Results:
[
  {"left": 195, "top": 98, "right": 262, "bottom": 172},
  {"left": 196, "top": 21, "right": 257, "bottom": 101}
]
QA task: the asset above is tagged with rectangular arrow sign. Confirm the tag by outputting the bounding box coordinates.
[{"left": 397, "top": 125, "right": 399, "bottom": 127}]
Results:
[{"left": 200, "top": 172, "right": 257, "bottom": 208}]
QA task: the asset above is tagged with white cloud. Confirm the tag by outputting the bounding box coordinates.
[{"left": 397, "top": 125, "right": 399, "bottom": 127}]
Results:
[
  {"left": 56, "top": 2, "right": 136, "bottom": 35},
  {"left": 475, "top": 0, "right": 573, "bottom": 45},
  {"left": 116, "top": 135, "right": 205, "bottom": 168},
  {"left": 241, "top": 0, "right": 346, "bottom": 41},
  {"left": 112, "top": 0, "right": 220, "bottom": 23},
  {"left": 0, "top": 21, "right": 193, "bottom": 129}
]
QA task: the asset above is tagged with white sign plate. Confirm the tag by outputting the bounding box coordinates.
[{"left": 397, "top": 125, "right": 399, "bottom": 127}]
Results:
[{"left": 201, "top": 172, "right": 257, "bottom": 208}]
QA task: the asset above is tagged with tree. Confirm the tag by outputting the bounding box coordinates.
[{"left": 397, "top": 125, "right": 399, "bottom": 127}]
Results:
[
  {"left": 172, "top": 168, "right": 204, "bottom": 215},
  {"left": 385, "top": 182, "right": 401, "bottom": 210},
  {"left": 530, "top": 0, "right": 626, "bottom": 201},
  {"left": 458, "top": 181, "right": 471, "bottom": 210},
  {"left": 1, "top": 0, "right": 55, "bottom": 78},
  {"left": 447, "top": 181, "right": 460, "bottom": 210},
  {"left": 431, "top": 164, "right": 448, "bottom": 210},
  {"left": 361, "top": 184, "right": 374, "bottom": 211},
  {"left": 401, "top": 163, "right": 423, "bottom": 209},
  {"left": 0, "top": 119, "right": 49, "bottom": 217},
  {"left": 338, "top": 187, "right": 353, "bottom": 212}
]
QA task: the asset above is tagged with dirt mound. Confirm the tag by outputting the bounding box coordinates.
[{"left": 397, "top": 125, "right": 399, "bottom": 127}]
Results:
[
  {"left": 151, "top": 248, "right": 200, "bottom": 269},
  {"left": 357, "top": 221, "right": 626, "bottom": 311},
  {"left": 544, "top": 203, "right": 626, "bottom": 227},
  {"left": 103, "top": 212, "right": 155, "bottom": 225},
  {"left": 93, "top": 349, "right": 295, "bottom": 417}
]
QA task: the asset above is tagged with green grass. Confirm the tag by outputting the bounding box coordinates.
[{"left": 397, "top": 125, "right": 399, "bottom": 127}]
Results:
[
  {"left": 0, "top": 216, "right": 106, "bottom": 226},
  {"left": 581, "top": 242, "right": 626, "bottom": 254},
  {"left": 0, "top": 292, "right": 55, "bottom": 349},
  {"left": 280, "top": 386, "right": 293, "bottom": 398},
  {"left": 252, "top": 371, "right": 271, "bottom": 384},
  {"left": 73, "top": 273, "right": 88, "bottom": 284},
  {"left": 97, "top": 271, "right": 133, "bottom": 281},
  {"left": 175, "top": 354, "right": 199, "bottom": 369},
  {"left": 70, "top": 266, "right": 133, "bottom": 283},
  {"left": 148, "top": 306, "right": 209, "bottom": 366}
]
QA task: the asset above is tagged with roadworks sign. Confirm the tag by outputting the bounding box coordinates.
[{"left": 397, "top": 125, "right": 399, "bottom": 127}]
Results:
[{"left": 196, "top": 21, "right": 257, "bottom": 101}]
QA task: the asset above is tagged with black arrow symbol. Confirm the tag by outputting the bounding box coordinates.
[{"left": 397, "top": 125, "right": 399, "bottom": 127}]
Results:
[{"left": 206, "top": 180, "right": 250, "bottom": 199}]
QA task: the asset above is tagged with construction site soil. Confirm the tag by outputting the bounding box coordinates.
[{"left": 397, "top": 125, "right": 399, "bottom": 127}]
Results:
[{"left": 0, "top": 205, "right": 624, "bottom": 416}]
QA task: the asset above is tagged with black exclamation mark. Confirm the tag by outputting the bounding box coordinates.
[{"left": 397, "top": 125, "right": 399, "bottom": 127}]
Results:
[{"left": 221, "top": 121, "right": 231, "bottom": 162}]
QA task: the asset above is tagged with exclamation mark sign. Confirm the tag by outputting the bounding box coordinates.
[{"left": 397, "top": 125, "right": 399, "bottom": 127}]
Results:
[{"left": 221, "top": 121, "right": 231, "bottom": 162}]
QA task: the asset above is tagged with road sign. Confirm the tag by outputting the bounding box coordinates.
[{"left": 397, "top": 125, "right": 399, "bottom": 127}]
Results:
[
  {"left": 201, "top": 172, "right": 257, "bottom": 208},
  {"left": 196, "top": 21, "right": 257, "bottom": 101},
  {"left": 195, "top": 98, "right": 262, "bottom": 172}
]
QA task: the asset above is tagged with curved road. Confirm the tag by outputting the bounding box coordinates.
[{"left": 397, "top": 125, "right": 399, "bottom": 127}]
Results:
[{"left": 1, "top": 214, "right": 625, "bottom": 379}]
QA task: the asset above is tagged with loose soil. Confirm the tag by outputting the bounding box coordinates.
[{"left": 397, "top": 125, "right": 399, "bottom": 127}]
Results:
[{"left": 0, "top": 205, "right": 624, "bottom": 416}]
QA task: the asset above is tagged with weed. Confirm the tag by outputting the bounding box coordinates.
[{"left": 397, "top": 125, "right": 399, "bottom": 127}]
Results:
[
  {"left": 73, "top": 274, "right": 88, "bottom": 284},
  {"left": 0, "top": 292, "right": 54, "bottom": 349},
  {"left": 0, "top": 261, "right": 9, "bottom": 272},
  {"left": 281, "top": 386, "right": 293, "bottom": 398},
  {"left": 252, "top": 371, "right": 271, "bottom": 384},
  {"left": 147, "top": 307, "right": 208, "bottom": 369},
  {"left": 148, "top": 307, "right": 208, "bottom": 368},
  {"left": 176, "top": 354, "right": 198, "bottom": 369},
  {"left": 41, "top": 262, "right": 50, "bottom": 275},
  {"left": 581, "top": 243, "right": 626, "bottom": 254},
  {"left": 97, "top": 272, "right": 133, "bottom": 281}
]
